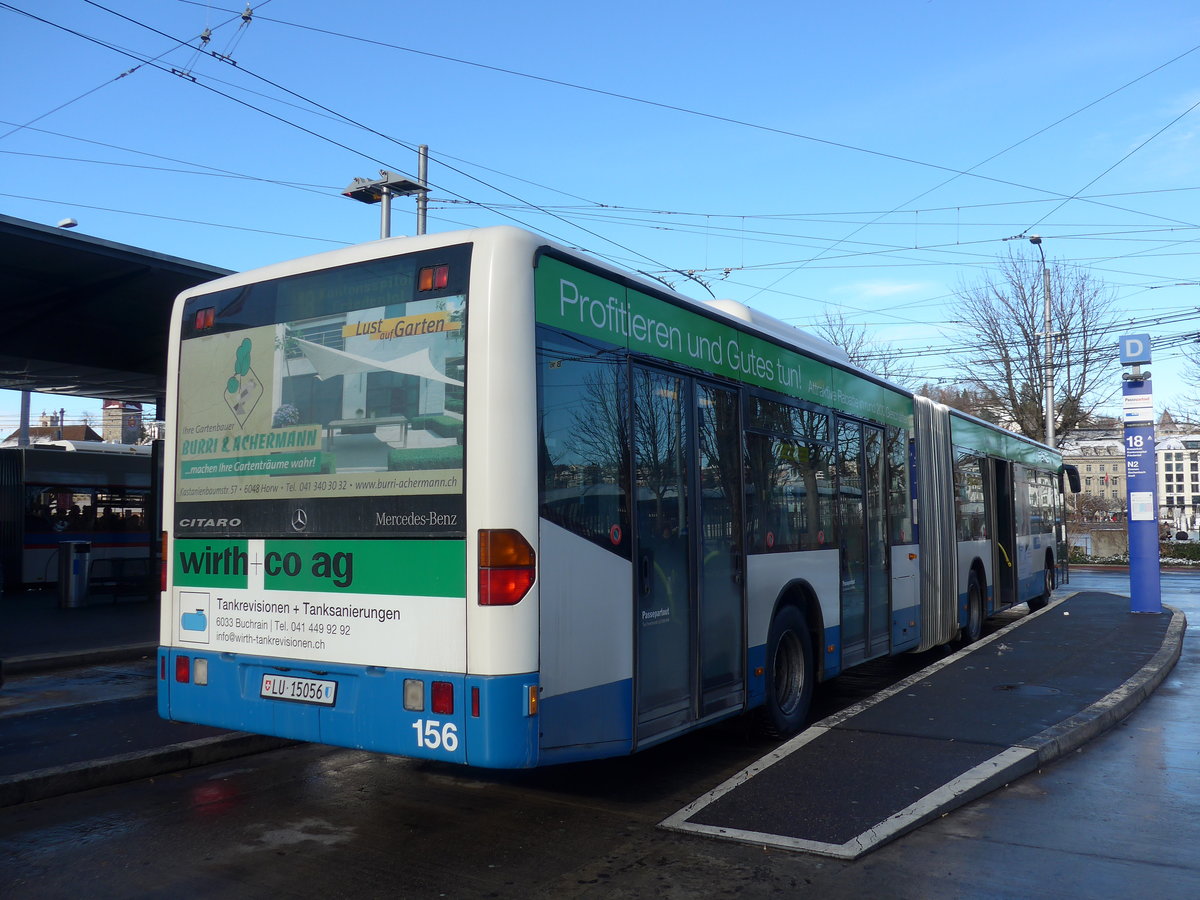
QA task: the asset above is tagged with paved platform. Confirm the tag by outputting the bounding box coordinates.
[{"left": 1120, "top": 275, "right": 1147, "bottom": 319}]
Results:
[
  {"left": 0, "top": 585, "right": 1184, "bottom": 830},
  {"left": 0, "top": 589, "right": 286, "bottom": 807},
  {"left": 0, "top": 588, "right": 157, "bottom": 674},
  {"left": 662, "top": 590, "right": 1184, "bottom": 859}
]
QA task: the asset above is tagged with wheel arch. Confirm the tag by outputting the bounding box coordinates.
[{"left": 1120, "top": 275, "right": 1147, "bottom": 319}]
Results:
[
  {"left": 771, "top": 578, "right": 827, "bottom": 681},
  {"left": 969, "top": 556, "right": 989, "bottom": 614}
]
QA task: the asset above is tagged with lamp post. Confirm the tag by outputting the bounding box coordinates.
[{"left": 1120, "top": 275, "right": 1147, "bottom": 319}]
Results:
[{"left": 1029, "top": 235, "right": 1054, "bottom": 447}]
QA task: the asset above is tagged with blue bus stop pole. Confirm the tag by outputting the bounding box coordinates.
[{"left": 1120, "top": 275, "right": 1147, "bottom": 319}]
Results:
[{"left": 1119, "top": 334, "right": 1162, "bottom": 614}]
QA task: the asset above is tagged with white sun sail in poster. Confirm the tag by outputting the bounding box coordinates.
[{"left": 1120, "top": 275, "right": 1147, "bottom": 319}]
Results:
[{"left": 293, "top": 338, "right": 463, "bottom": 387}]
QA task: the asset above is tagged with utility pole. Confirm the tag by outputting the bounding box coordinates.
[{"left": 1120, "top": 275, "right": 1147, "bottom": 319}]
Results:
[
  {"left": 17, "top": 390, "right": 29, "bottom": 447},
  {"left": 416, "top": 144, "right": 428, "bottom": 236}
]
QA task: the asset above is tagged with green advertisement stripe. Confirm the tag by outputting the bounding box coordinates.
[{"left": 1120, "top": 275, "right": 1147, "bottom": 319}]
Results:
[
  {"left": 173, "top": 539, "right": 467, "bottom": 595},
  {"left": 952, "top": 415, "right": 1060, "bottom": 467},
  {"left": 536, "top": 256, "right": 912, "bottom": 429},
  {"left": 264, "top": 539, "right": 466, "bottom": 596},
  {"left": 174, "top": 540, "right": 250, "bottom": 588}
]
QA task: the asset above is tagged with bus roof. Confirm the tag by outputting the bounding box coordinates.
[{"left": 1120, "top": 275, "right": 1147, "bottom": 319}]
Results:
[
  {"left": 701, "top": 299, "right": 851, "bottom": 365},
  {"left": 39, "top": 440, "right": 152, "bottom": 456}
]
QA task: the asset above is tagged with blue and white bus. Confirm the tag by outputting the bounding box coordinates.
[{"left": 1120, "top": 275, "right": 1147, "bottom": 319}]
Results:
[
  {"left": 158, "top": 226, "right": 1073, "bottom": 767},
  {"left": 0, "top": 441, "right": 152, "bottom": 590}
]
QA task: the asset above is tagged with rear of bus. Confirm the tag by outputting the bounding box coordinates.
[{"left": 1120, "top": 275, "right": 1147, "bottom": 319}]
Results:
[{"left": 158, "top": 228, "right": 543, "bottom": 768}]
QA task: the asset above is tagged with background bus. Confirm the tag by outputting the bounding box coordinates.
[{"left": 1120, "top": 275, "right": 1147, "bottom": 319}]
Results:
[
  {"left": 159, "top": 226, "right": 1073, "bottom": 768},
  {"left": 0, "top": 441, "right": 153, "bottom": 590}
]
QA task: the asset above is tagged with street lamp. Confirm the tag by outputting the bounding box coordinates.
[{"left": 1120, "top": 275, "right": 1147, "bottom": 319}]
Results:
[
  {"left": 343, "top": 146, "right": 429, "bottom": 239},
  {"left": 1029, "top": 235, "right": 1055, "bottom": 448}
]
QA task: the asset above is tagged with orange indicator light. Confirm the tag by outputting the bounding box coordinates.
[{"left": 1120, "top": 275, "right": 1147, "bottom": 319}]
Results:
[{"left": 418, "top": 264, "right": 450, "bottom": 291}]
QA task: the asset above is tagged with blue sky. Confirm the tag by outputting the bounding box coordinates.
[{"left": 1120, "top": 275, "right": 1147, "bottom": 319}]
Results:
[{"left": 3, "top": 0, "right": 1200, "bottom": 431}]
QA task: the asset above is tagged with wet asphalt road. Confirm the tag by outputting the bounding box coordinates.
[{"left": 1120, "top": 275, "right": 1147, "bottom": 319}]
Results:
[{"left": 1, "top": 568, "right": 1197, "bottom": 898}]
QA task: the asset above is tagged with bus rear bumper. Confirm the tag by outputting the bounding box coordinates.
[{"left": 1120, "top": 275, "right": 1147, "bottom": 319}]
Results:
[{"left": 157, "top": 648, "right": 540, "bottom": 768}]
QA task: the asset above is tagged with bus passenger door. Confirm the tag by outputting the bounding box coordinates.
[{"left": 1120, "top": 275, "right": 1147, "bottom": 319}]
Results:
[
  {"left": 696, "top": 383, "right": 744, "bottom": 718},
  {"left": 631, "top": 369, "right": 745, "bottom": 743},
  {"left": 864, "top": 425, "right": 889, "bottom": 658},
  {"left": 838, "top": 419, "right": 890, "bottom": 668},
  {"left": 991, "top": 459, "right": 1017, "bottom": 606},
  {"left": 632, "top": 367, "right": 694, "bottom": 738}
]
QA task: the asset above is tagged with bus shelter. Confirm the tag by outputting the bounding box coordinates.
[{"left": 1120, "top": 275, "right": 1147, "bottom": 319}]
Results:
[{"left": 0, "top": 213, "right": 230, "bottom": 592}]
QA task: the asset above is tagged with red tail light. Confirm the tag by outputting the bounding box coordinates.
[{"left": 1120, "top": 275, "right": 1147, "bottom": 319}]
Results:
[
  {"left": 175, "top": 655, "right": 190, "bottom": 683},
  {"left": 432, "top": 681, "right": 454, "bottom": 715},
  {"left": 479, "top": 568, "right": 536, "bottom": 605},
  {"left": 477, "top": 529, "right": 535, "bottom": 606}
]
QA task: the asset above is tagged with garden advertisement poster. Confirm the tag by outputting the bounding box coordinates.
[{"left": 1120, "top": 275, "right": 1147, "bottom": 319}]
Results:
[{"left": 176, "top": 309, "right": 464, "bottom": 504}]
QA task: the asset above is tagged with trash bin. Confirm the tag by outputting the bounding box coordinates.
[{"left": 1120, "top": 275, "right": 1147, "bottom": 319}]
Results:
[{"left": 58, "top": 541, "right": 92, "bottom": 609}]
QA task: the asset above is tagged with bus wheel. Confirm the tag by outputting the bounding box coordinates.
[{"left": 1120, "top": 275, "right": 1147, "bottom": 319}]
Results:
[
  {"left": 957, "top": 572, "right": 984, "bottom": 647},
  {"left": 1028, "top": 559, "right": 1054, "bottom": 612},
  {"left": 760, "top": 605, "right": 814, "bottom": 738}
]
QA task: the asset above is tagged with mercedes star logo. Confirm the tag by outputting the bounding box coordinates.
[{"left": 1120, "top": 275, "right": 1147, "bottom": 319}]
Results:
[{"left": 291, "top": 508, "right": 308, "bottom": 532}]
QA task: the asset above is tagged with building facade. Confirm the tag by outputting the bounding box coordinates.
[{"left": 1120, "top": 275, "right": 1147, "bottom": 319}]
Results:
[
  {"left": 1156, "top": 435, "right": 1200, "bottom": 537},
  {"left": 1060, "top": 432, "right": 1126, "bottom": 523},
  {"left": 1060, "top": 418, "right": 1200, "bottom": 539}
]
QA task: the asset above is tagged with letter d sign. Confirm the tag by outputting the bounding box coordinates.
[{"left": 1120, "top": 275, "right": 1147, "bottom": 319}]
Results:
[{"left": 1119, "top": 334, "right": 1152, "bottom": 365}]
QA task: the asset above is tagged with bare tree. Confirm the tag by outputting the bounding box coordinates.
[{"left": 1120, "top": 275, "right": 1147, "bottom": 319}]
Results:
[
  {"left": 812, "top": 309, "right": 918, "bottom": 389},
  {"left": 949, "top": 250, "right": 1118, "bottom": 442},
  {"left": 561, "top": 361, "right": 628, "bottom": 478},
  {"left": 1175, "top": 349, "right": 1200, "bottom": 419},
  {"left": 914, "top": 382, "right": 1000, "bottom": 423},
  {"left": 1069, "top": 491, "right": 1118, "bottom": 525}
]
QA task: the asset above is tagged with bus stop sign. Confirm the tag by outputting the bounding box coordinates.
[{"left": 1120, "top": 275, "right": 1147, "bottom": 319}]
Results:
[{"left": 1119, "top": 334, "right": 1152, "bottom": 366}]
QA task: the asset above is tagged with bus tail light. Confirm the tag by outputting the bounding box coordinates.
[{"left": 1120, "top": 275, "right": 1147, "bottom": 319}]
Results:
[
  {"left": 161, "top": 531, "right": 168, "bottom": 591},
  {"left": 432, "top": 681, "right": 454, "bottom": 715},
  {"left": 418, "top": 264, "right": 449, "bottom": 291},
  {"left": 479, "top": 568, "right": 536, "bottom": 606},
  {"left": 477, "top": 529, "right": 535, "bottom": 606},
  {"left": 173, "top": 655, "right": 209, "bottom": 685}
]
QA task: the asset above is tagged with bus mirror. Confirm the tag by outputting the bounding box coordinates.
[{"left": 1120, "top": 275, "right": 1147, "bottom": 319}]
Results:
[{"left": 1063, "top": 465, "right": 1081, "bottom": 494}]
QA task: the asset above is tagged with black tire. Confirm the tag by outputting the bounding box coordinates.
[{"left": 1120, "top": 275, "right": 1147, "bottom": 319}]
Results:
[
  {"left": 956, "top": 572, "right": 984, "bottom": 647},
  {"left": 1028, "top": 557, "right": 1054, "bottom": 611},
  {"left": 760, "top": 605, "right": 815, "bottom": 738}
]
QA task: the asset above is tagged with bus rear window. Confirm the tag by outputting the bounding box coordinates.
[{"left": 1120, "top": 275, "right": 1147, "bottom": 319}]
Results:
[{"left": 174, "top": 245, "right": 469, "bottom": 538}]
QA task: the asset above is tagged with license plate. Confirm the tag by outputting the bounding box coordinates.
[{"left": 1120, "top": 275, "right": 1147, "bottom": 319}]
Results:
[{"left": 260, "top": 673, "right": 337, "bottom": 706}]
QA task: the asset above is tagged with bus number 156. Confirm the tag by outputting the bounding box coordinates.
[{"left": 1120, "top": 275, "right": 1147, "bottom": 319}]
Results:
[{"left": 413, "top": 719, "right": 459, "bottom": 752}]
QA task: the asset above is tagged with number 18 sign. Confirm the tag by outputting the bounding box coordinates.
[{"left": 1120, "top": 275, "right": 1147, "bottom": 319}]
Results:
[{"left": 1122, "top": 375, "right": 1161, "bottom": 613}]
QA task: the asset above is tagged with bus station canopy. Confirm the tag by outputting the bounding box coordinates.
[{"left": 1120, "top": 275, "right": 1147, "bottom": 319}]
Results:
[{"left": 0, "top": 213, "right": 231, "bottom": 405}]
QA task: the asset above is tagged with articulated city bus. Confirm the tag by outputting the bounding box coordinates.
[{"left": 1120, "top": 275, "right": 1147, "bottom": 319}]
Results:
[{"left": 158, "top": 226, "right": 1072, "bottom": 767}]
